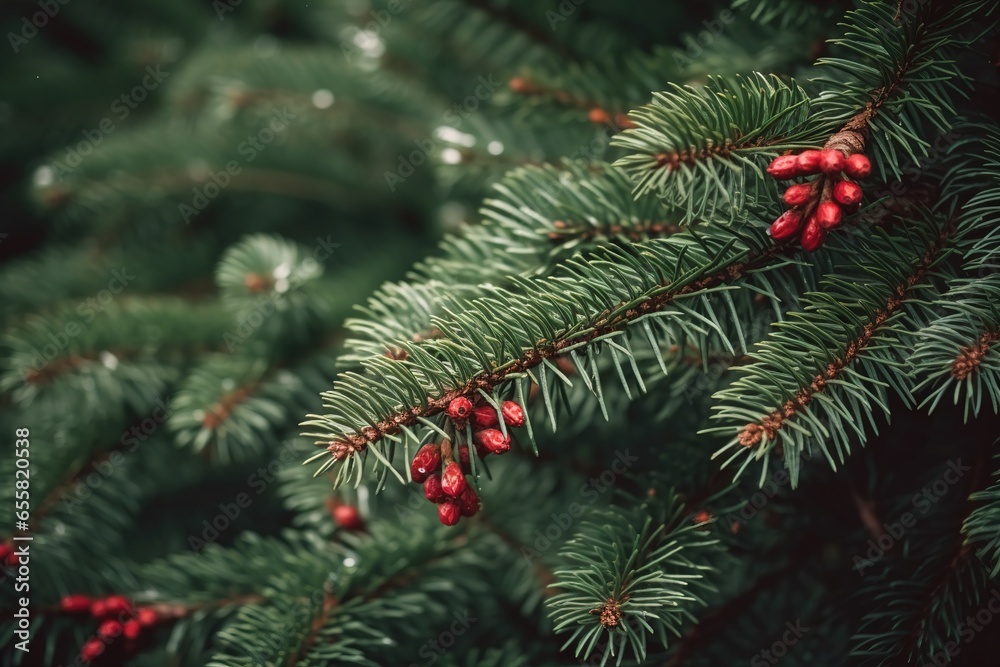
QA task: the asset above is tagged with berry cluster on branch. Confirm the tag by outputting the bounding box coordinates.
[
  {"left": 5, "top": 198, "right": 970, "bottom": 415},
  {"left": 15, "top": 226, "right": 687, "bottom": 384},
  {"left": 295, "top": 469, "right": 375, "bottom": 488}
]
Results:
[
  {"left": 408, "top": 397, "right": 525, "bottom": 525},
  {"left": 59, "top": 594, "right": 159, "bottom": 663},
  {"left": 766, "top": 148, "right": 872, "bottom": 251}
]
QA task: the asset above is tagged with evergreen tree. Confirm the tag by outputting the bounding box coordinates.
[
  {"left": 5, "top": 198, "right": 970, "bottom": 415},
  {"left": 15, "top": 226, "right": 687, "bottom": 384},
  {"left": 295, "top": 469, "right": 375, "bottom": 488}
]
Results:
[{"left": 3, "top": 0, "right": 1000, "bottom": 665}]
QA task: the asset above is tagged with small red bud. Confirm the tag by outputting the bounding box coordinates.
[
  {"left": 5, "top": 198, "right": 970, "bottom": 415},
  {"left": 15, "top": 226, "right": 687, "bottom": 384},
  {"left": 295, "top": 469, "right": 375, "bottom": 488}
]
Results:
[
  {"left": 441, "top": 461, "right": 468, "bottom": 498},
  {"left": 766, "top": 155, "right": 800, "bottom": 180},
  {"left": 104, "top": 595, "right": 132, "bottom": 616},
  {"left": 845, "top": 153, "right": 872, "bottom": 179},
  {"left": 137, "top": 608, "right": 158, "bottom": 627},
  {"left": 458, "top": 444, "right": 472, "bottom": 472},
  {"left": 424, "top": 474, "right": 447, "bottom": 503},
  {"left": 98, "top": 619, "right": 122, "bottom": 639},
  {"left": 6, "top": 551, "right": 19, "bottom": 567},
  {"left": 800, "top": 217, "right": 826, "bottom": 252},
  {"left": 90, "top": 600, "right": 108, "bottom": 618},
  {"left": 471, "top": 406, "right": 499, "bottom": 429},
  {"left": 60, "top": 595, "right": 93, "bottom": 614},
  {"left": 334, "top": 504, "right": 365, "bottom": 531},
  {"left": 783, "top": 183, "right": 812, "bottom": 207},
  {"left": 833, "top": 180, "right": 863, "bottom": 205},
  {"left": 0, "top": 543, "right": 11, "bottom": 560},
  {"left": 438, "top": 501, "right": 461, "bottom": 526},
  {"left": 588, "top": 108, "right": 610, "bottom": 125},
  {"left": 123, "top": 619, "right": 142, "bottom": 640},
  {"left": 501, "top": 401, "right": 524, "bottom": 427},
  {"left": 447, "top": 397, "right": 473, "bottom": 420},
  {"left": 474, "top": 429, "right": 511, "bottom": 454},
  {"left": 80, "top": 639, "right": 104, "bottom": 661},
  {"left": 815, "top": 201, "right": 843, "bottom": 229},
  {"left": 410, "top": 444, "right": 441, "bottom": 483},
  {"left": 457, "top": 486, "right": 480, "bottom": 517},
  {"left": 820, "top": 149, "right": 846, "bottom": 174},
  {"left": 768, "top": 210, "right": 803, "bottom": 241},
  {"left": 796, "top": 150, "right": 824, "bottom": 174}
]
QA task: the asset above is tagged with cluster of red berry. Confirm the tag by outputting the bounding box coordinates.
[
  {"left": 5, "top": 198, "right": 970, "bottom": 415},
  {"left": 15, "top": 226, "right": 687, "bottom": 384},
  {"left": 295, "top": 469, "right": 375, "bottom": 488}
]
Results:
[
  {"left": 60, "top": 594, "right": 158, "bottom": 663},
  {"left": 766, "top": 148, "right": 872, "bottom": 251},
  {"left": 409, "top": 397, "right": 525, "bottom": 525}
]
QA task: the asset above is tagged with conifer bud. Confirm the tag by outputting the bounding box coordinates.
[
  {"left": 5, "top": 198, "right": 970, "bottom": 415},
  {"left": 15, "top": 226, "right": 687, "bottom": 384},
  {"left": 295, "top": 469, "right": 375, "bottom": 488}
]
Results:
[
  {"left": 447, "top": 397, "right": 473, "bottom": 421},
  {"left": 820, "top": 149, "right": 846, "bottom": 174},
  {"left": 104, "top": 595, "right": 132, "bottom": 616},
  {"left": 783, "top": 183, "right": 812, "bottom": 206},
  {"left": 333, "top": 504, "right": 365, "bottom": 531},
  {"left": 80, "top": 639, "right": 104, "bottom": 662},
  {"left": 60, "top": 595, "right": 92, "bottom": 613},
  {"left": 768, "top": 210, "right": 803, "bottom": 241},
  {"left": 474, "top": 428, "right": 511, "bottom": 454},
  {"left": 457, "top": 486, "right": 480, "bottom": 517},
  {"left": 816, "top": 201, "right": 843, "bottom": 229},
  {"left": 833, "top": 180, "right": 863, "bottom": 205},
  {"left": 438, "top": 500, "right": 461, "bottom": 526},
  {"left": 845, "top": 153, "right": 872, "bottom": 179},
  {"left": 424, "top": 474, "right": 447, "bottom": 503},
  {"left": 471, "top": 405, "right": 499, "bottom": 429},
  {"left": 458, "top": 444, "right": 471, "bottom": 472},
  {"left": 800, "top": 217, "right": 826, "bottom": 252},
  {"left": 123, "top": 619, "right": 142, "bottom": 641},
  {"left": 410, "top": 444, "right": 441, "bottom": 482},
  {"left": 795, "top": 150, "right": 824, "bottom": 174},
  {"left": 441, "top": 461, "right": 468, "bottom": 497},
  {"left": 98, "top": 619, "right": 122, "bottom": 639},
  {"left": 588, "top": 108, "right": 610, "bottom": 124},
  {"left": 501, "top": 400, "right": 525, "bottom": 427},
  {"left": 766, "top": 155, "right": 800, "bottom": 179},
  {"left": 137, "top": 608, "right": 158, "bottom": 627}
]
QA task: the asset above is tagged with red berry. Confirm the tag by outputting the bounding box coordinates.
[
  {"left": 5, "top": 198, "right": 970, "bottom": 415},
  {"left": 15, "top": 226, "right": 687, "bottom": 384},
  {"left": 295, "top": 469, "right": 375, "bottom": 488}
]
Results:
[
  {"left": 410, "top": 444, "right": 441, "bottom": 483},
  {"left": 123, "top": 619, "right": 142, "bottom": 640},
  {"left": 501, "top": 401, "right": 525, "bottom": 427},
  {"left": 457, "top": 486, "right": 480, "bottom": 517},
  {"left": 441, "top": 461, "right": 468, "bottom": 498},
  {"left": 98, "top": 619, "right": 122, "bottom": 639},
  {"left": 0, "top": 543, "right": 11, "bottom": 560},
  {"left": 90, "top": 600, "right": 107, "bottom": 618},
  {"left": 766, "top": 155, "right": 800, "bottom": 179},
  {"left": 474, "top": 429, "right": 511, "bottom": 454},
  {"left": 137, "top": 608, "right": 158, "bottom": 627},
  {"left": 458, "top": 444, "right": 471, "bottom": 472},
  {"left": 6, "top": 551, "right": 19, "bottom": 567},
  {"left": 815, "top": 201, "right": 843, "bottom": 229},
  {"left": 446, "top": 397, "right": 473, "bottom": 421},
  {"left": 800, "top": 217, "right": 826, "bottom": 252},
  {"left": 80, "top": 639, "right": 104, "bottom": 661},
  {"left": 61, "top": 595, "right": 93, "bottom": 613},
  {"left": 104, "top": 595, "right": 131, "bottom": 616},
  {"left": 768, "top": 210, "right": 803, "bottom": 241},
  {"left": 795, "top": 150, "right": 824, "bottom": 174},
  {"left": 782, "top": 183, "right": 812, "bottom": 207},
  {"left": 333, "top": 505, "right": 364, "bottom": 531},
  {"left": 833, "top": 180, "right": 863, "bottom": 205},
  {"left": 845, "top": 153, "right": 872, "bottom": 179},
  {"left": 438, "top": 501, "right": 461, "bottom": 526},
  {"left": 820, "top": 149, "right": 846, "bottom": 174},
  {"left": 471, "top": 406, "right": 499, "bottom": 429},
  {"left": 424, "top": 474, "right": 447, "bottom": 503}
]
